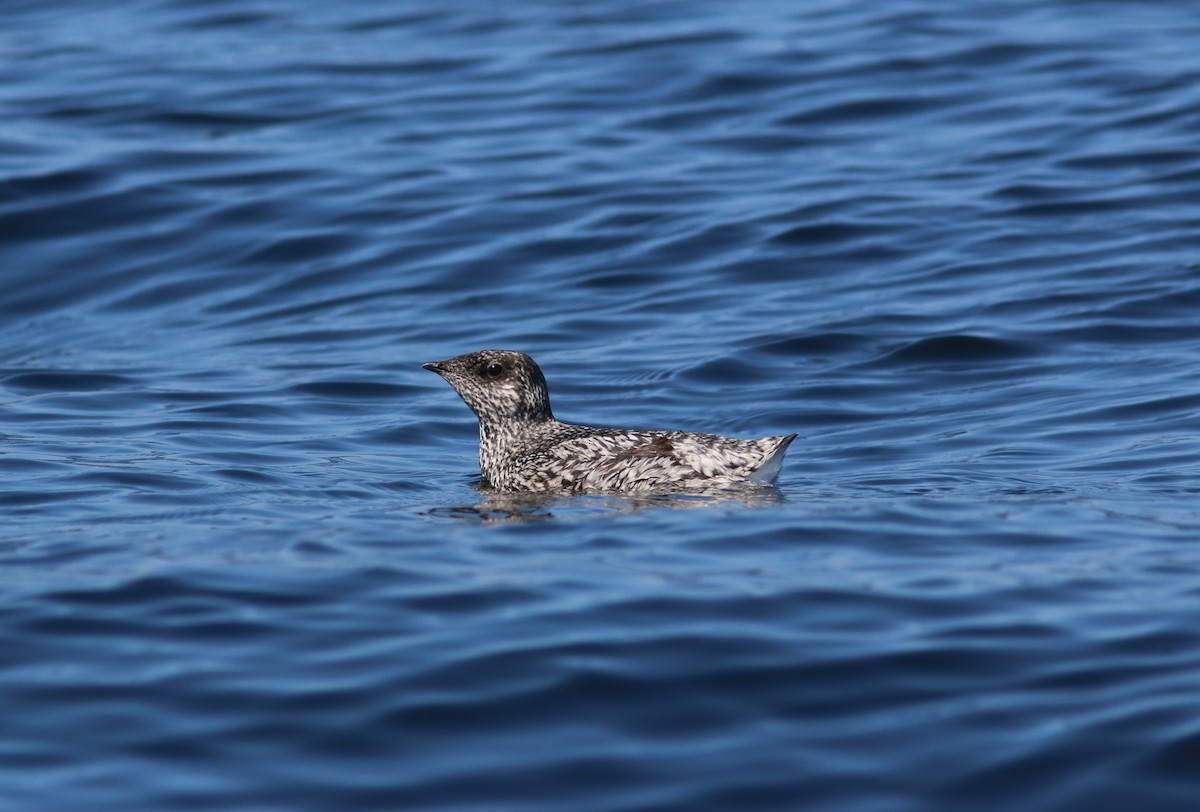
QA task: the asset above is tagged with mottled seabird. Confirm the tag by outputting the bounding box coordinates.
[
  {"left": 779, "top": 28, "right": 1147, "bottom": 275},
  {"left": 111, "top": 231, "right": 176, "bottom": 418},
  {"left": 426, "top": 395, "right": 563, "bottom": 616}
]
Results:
[{"left": 423, "top": 349, "right": 796, "bottom": 494}]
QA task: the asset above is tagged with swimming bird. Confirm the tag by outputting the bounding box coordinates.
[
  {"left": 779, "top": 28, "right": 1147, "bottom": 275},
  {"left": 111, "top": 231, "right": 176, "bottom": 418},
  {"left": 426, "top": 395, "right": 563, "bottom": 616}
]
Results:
[{"left": 422, "top": 350, "right": 796, "bottom": 494}]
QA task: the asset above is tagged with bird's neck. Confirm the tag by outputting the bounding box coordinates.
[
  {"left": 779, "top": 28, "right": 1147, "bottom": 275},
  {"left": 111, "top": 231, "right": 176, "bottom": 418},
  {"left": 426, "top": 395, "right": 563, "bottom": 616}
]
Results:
[{"left": 477, "top": 415, "right": 551, "bottom": 484}]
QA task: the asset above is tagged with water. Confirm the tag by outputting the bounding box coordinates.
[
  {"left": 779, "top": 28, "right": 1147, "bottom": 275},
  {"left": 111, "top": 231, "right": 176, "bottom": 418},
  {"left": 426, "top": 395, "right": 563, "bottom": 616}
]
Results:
[{"left": 3, "top": 1, "right": 1200, "bottom": 809}]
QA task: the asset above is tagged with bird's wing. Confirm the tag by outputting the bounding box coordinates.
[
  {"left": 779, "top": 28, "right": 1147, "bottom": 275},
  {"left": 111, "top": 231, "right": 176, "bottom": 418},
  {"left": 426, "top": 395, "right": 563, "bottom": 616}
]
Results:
[
  {"left": 528, "top": 431, "right": 694, "bottom": 490},
  {"left": 548, "top": 431, "right": 769, "bottom": 489}
]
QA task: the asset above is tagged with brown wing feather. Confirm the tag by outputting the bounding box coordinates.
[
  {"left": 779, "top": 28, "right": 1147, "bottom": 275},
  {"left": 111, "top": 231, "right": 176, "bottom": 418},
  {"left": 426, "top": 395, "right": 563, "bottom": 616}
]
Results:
[{"left": 611, "top": 435, "right": 676, "bottom": 462}]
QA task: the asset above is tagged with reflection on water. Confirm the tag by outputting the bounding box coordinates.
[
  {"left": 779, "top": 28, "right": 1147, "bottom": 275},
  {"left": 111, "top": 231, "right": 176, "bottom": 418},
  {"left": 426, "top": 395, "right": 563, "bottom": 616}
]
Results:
[{"left": 424, "top": 481, "right": 787, "bottom": 523}]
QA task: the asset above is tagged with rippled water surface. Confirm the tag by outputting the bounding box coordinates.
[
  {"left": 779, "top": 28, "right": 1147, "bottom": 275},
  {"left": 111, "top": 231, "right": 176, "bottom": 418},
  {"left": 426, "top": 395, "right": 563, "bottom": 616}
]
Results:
[{"left": 3, "top": 1, "right": 1200, "bottom": 809}]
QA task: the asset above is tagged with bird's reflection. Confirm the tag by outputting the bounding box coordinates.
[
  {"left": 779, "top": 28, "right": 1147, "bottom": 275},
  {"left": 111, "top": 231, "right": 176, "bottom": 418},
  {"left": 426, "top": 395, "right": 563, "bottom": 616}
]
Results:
[{"left": 424, "top": 481, "right": 785, "bottom": 524}]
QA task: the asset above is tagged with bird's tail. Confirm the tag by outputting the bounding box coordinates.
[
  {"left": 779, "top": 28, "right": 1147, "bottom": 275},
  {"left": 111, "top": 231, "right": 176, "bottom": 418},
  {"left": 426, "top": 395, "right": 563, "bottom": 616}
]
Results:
[{"left": 746, "top": 433, "right": 797, "bottom": 485}]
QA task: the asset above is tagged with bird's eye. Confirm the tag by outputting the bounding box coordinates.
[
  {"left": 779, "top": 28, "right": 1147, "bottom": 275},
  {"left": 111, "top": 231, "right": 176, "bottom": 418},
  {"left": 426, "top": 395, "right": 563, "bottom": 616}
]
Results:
[{"left": 484, "top": 362, "right": 504, "bottom": 378}]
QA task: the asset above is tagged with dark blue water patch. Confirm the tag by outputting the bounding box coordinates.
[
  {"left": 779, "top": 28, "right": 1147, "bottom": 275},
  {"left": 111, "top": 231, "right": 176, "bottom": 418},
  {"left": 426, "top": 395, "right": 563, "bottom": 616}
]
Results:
[
  {"left": 1081, "top": 392, "right": 1200, "bottom": 424},
  {"left": 879, "top": 334, "right": 1038, "bottom": 366},
  {"left": 170, "top": 9, "right": 277, "bottom": 30},
  {"left": 0, "top": 488, "right": 111, "bottom": 507},
  {"left": 4, "top": 371, "right": 137, "bottom": 392},
  {"left": 239, "top": 232, "right": 360, "bottom": 267},
  {"left": 1060, "top": 149, "right": 1200, "bottom": 171},
  {"left": 999, "top": 196, "right": 1143, "bottom": 219},
  {"left": 771, "top": 220, "right": 891, "bottom": 246},
  {"left": 780, "top": 94, "right": 965, "bottom": 127},
  {"left": 683, "top": 68, "right": 813, "bottom": 101},
  {"left": 290, "top": 380, "right": 422, "bottom": 400},
  {"left": 1, "top": 185, "right": 193, "bottom": 243},
  {"left": 550, "top": 27, "right": 744, "bottom": 58},
  {"left": 749, "top": 333, "right": 876, "bottom": 360},
  {"left": 0, "top": 167, "right": 110, "bottom": 204}
]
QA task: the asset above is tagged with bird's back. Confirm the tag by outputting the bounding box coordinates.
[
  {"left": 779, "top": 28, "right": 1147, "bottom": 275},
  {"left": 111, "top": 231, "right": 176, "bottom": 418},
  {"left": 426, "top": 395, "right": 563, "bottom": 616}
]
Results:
[{"left": 490, "top": 421, "right": 796, "bottom": 493}]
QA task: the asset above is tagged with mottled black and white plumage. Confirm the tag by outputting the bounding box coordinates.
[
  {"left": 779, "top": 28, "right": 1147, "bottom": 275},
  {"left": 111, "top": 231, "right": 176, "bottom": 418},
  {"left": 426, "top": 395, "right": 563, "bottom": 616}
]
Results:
[{"left": 423, "top": 350, "right": 796, "bottom": 494}]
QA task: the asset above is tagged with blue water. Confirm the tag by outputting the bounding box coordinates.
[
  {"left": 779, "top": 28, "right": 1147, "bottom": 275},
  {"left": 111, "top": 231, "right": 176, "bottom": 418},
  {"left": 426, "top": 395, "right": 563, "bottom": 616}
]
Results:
[{"left": 3, "top": 1, "right": 1200, "bottom": 809}]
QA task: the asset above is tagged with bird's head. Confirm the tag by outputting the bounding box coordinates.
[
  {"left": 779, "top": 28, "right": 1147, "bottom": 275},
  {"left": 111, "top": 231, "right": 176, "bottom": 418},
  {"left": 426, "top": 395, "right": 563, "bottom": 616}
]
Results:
[{"left": 423, "top": 349, "right": 553, "bottom": 425}]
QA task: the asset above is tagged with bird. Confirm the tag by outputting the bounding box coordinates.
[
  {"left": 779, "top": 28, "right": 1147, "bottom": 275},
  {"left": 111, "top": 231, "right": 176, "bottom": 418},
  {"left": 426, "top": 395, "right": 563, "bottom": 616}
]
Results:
[{"left": 422, "top": 349, "right": 796, "bottom": 494}]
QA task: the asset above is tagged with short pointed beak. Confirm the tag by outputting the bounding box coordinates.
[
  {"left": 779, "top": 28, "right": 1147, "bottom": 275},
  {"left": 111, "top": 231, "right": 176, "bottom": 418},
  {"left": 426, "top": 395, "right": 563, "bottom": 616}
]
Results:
[{"left": 422, "top": 361, "right": 446, "bottom": 374}]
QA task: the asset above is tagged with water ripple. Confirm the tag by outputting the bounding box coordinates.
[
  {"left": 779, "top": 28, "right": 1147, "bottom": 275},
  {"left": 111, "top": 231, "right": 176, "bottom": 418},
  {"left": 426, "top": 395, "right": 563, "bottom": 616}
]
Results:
[{"left": 3, "top": 0, "right": 1200, "bottom": 810}]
